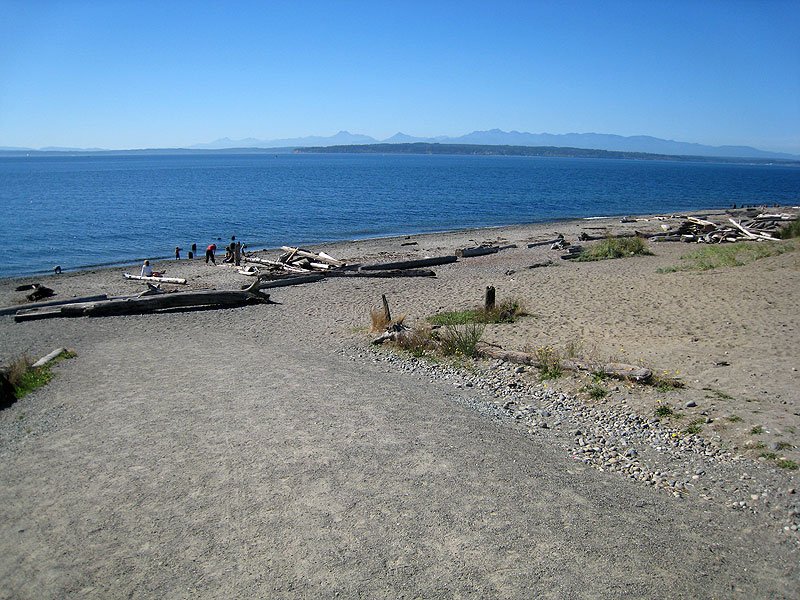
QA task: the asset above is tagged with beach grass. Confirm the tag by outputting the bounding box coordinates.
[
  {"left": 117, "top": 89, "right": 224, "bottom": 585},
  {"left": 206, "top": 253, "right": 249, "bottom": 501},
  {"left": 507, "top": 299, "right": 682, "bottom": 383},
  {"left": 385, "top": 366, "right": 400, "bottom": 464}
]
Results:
[
  {"left": 428, "top": 299, "right": 527, "bottom": 326},
  {"left": 658, "top": 241, "right": 791, "bottom": 272},
  {"left": 576, "top": 236, "right": 653, "bottom": 261},
  {"left": 777, "top": 219, "right": 800, "bottom": 239}
]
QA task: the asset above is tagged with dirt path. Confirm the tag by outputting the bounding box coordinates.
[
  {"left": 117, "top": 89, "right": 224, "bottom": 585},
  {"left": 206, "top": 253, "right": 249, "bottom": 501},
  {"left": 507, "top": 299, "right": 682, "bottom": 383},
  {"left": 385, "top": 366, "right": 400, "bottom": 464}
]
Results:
[{"left": 0, "top": 295, "right": 796, "bottom": 598}]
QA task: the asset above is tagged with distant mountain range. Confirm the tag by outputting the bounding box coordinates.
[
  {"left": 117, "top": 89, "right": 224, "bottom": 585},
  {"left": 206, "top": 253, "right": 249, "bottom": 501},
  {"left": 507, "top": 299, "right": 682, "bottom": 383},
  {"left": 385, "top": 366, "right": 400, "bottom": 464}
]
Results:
[
  {"left": 189, "top": 129, "right": 799, "bottom": 160},
  {"left": 3, "top": 129, "right": 797, "bottom": 160}
]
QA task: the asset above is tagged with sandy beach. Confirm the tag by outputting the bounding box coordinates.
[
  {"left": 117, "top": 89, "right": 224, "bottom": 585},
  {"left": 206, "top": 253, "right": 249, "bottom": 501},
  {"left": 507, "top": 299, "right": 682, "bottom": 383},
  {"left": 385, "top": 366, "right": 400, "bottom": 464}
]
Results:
[{"left": 1, "top": 207, "right": 798, "bottom": 598}]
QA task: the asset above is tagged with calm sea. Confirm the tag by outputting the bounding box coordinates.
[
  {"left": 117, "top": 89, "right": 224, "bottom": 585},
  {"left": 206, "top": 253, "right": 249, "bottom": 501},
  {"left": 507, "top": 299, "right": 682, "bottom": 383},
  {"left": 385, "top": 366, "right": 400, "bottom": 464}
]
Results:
[{"left": 1, "top": 153, "right": 798, "bottom": 279}]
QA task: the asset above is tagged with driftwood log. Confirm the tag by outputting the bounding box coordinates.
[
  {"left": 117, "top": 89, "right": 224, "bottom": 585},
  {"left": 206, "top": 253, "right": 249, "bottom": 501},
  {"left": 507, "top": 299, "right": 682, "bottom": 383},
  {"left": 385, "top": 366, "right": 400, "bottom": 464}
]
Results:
[
  {"left": 0, "top": 294, "right": 109, "bottom": 317},
  {"left": 124, "top": 273, "right": 187, "bottom": 284},
  {"left": 15, "top": 289, "right": 270, "bottom": 321},
  {"left": 456, "top": 246, "right": 500, "bottom": 258},
  {"left": 323, "top": 268, "right": 436, "bottom": 278},
  {"left": 243, "top": 274, "right": 325, "bottom": 291},
  {"left": 360, "top": 256, "right": 457, "bottom": 271},
  {"left": 476, "top": 343, "right": 652, "bottom": 382},
  {"left": 32, "top": 348, "right": 67, "bottom": 368}
]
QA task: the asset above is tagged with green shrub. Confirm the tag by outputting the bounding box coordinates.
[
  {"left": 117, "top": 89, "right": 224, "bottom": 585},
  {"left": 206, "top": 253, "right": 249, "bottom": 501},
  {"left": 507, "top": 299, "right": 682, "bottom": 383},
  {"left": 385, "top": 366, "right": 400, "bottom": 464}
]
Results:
[
  {"left": 777, "top": 219, "right": 800, "bottom": 239},
  {"left": 577, "top": 236, "right": 653, "bottom": 261}
]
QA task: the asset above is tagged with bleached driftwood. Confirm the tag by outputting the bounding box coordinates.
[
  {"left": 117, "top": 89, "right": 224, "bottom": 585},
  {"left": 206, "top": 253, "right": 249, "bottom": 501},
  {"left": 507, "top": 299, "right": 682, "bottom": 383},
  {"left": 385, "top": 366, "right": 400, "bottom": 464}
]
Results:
[
  {"left": 280, "top": 246, "right": 346, "bottom": 267},
  {"left": 32, "top": 348, "right": 67, "bottom": 368},
  {"left": 123, "top": 273, "right": 187, "bottom": 284},
  {"left": 728, "top": 218, "right": 778, "bottom": 241},
  {"left": 244, "top": 256, "right": 311, "bottom": 273}
]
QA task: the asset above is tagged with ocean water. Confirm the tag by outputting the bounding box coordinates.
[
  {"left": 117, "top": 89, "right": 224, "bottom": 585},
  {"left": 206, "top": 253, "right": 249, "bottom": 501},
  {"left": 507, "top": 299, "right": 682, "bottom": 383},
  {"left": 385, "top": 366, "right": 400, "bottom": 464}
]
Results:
[{"left": 1, "top": 153, "right": 798, "bottom": 279}]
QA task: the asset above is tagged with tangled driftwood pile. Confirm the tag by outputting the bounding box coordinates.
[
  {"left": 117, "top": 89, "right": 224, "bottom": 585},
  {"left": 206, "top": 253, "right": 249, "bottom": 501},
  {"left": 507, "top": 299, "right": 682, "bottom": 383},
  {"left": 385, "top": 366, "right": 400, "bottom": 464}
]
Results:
[{"left": 649, "top": 214, "right": 795, "bottom": 244}]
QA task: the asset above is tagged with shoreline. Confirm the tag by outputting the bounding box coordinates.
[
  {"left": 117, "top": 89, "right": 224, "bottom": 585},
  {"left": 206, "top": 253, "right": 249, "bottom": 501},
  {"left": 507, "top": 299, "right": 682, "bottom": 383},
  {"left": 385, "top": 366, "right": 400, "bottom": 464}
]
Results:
[{"left": 1, "top": 205, "right": 772, "bottom": 282}]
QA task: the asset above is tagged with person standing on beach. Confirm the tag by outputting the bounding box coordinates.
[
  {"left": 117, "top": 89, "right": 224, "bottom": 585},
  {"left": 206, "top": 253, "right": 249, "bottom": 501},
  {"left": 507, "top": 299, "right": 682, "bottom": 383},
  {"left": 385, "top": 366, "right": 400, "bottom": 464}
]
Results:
[
  {"left": 234, "top": 241, "right": 241, "bottom": 266},
  {"left": 191, "top": 243, "right": 197, "bottom": 256},
  {"left": 205, "top": 243, "right": 217, "bottom": 265},
  {"left": 175, "top": 246, "right": 181, "bottom": 260}
]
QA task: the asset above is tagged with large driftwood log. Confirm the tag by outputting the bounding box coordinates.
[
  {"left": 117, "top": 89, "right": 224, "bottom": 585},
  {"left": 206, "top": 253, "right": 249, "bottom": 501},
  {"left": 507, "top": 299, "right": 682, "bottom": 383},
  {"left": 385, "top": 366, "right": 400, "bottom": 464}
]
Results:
[
  {"left": 124, "top": 273, "right": 187, "bottom": 284},
  {"left": 456, "top": 246, "right": 500, "bottom": 258},
  {"left": 0, "top": 295, "right": 108, "bottom": 317},
  {"left": 475, "top": 343, "right": 652, "bottom": 382},
  {"left": 360, "top": 256, "right": 457, "bottom": 271},
  {"left": 15, "top": 289, "right": 270, "bottom": 321},
  {"left": 323, "top": 268, "right": 436, "bottom": 278},
  {"left": 244, "top": 274, "right": 325, "bottom": 291}
]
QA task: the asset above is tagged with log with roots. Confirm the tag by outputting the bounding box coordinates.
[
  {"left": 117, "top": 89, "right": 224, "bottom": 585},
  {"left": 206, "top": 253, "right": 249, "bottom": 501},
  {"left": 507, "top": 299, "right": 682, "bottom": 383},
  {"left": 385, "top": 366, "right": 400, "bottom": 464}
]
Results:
[
  {"left": 475, "top": 343, "right": 653, "bottom": 382},
  {"left": 14, "top": 289, "right": 270, "bottom": 321}
]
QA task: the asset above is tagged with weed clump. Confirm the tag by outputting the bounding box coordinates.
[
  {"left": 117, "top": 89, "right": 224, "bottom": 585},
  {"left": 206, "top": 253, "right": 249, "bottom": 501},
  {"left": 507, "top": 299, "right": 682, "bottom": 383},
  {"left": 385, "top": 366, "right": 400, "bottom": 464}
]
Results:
[
  {"left": 654, "top": 405, "right": 675, "bottom": 418},
  {"left": 577, "top": 237, "right": 653, "bottom": 261},
  {"left": 534, "top": 346, "right": 562, "bottom": 380}
]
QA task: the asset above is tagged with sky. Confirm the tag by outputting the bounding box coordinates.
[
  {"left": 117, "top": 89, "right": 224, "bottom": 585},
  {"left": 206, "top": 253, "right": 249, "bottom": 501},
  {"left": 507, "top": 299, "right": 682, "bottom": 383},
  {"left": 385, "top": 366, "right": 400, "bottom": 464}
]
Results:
[{"left": 1, "top": 0, "right": 798, "bottom": 153}]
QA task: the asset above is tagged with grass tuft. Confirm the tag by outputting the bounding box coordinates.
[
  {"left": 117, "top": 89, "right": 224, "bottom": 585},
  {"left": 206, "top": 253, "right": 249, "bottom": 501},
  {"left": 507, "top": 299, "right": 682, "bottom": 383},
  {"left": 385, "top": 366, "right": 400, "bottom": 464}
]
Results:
[
  {"left": 777, "top": 459, "right": 798, "bottom": 470},
  {"left": 750, "top": 425, "right": 764, "bottom": 435},
  {"left": 582, "top": 383, "right": 608, "bottom": 400},
  {"left": 577, "top": 236, "right": 653, "bottom": 262},
  {"left": 439, "top": 323, "right": 485, "bottom": 357},
  {"left": 428, "top": 298, "right": 527, "bottom": 326},
  {"left": 654, "top": 405, "right": 675, "bottom": 418}
]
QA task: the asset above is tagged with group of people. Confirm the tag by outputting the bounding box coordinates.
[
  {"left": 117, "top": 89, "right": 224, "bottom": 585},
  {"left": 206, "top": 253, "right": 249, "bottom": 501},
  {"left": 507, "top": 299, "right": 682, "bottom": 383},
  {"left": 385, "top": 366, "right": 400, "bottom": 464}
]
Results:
[
  {"left": 203, "top": 237, "right": 244, "bottom": 265},
  {"left": 139, "top": 237, "right": 246, "bottom": 276}
]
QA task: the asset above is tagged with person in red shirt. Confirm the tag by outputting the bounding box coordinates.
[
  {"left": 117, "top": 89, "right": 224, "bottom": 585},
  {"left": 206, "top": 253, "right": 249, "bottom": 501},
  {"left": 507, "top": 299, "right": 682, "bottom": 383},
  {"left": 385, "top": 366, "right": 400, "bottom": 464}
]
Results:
[{"left": 205, "top": 244, "right": 217, "bottom": 265}]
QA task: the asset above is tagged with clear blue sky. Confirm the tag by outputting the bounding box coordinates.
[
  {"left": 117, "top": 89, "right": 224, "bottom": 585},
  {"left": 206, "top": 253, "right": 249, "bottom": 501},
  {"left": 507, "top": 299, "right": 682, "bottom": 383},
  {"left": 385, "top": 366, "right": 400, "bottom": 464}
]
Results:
[{"left": 1, "top": 0, "right": 798, "bottom": 152}]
